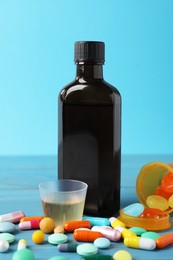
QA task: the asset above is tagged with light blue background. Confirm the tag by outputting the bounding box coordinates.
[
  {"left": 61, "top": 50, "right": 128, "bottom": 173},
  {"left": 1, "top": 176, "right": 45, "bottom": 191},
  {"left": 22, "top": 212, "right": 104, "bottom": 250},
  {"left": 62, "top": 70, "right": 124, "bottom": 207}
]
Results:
[{"left": 0, "top": 0, "right": 173, "bottom": 156}]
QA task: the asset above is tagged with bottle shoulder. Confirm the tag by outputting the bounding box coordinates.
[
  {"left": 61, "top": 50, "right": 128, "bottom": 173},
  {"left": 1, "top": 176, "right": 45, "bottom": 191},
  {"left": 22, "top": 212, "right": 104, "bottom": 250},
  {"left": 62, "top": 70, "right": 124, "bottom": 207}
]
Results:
[{"left": 59, "top": 79, "right": 121, "bottom": 105}]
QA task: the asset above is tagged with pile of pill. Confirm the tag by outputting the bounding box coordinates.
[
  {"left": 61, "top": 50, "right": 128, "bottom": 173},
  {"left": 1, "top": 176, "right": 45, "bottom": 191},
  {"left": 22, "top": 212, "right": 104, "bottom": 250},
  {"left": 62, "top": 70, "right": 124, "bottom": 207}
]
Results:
[
  {"left": 0, "top": 209, "right": 173, "bottom": 259},
  {"left": 145, "top": 171, "right": 173, "bottom": 211}
]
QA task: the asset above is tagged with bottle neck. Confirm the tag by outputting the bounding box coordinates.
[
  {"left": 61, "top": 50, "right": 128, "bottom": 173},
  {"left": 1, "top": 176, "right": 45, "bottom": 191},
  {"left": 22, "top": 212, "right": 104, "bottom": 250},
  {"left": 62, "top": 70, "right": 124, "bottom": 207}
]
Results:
[{"left": 76, "top": 63, "right": 103, "bottom": 81}]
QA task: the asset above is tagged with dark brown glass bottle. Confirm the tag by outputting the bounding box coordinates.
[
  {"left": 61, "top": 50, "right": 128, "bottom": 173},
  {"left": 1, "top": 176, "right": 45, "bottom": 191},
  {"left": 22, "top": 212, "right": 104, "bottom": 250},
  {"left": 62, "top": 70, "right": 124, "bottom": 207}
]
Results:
[{"left": 58, "top": 41, "right": 121, "bottom": 217}]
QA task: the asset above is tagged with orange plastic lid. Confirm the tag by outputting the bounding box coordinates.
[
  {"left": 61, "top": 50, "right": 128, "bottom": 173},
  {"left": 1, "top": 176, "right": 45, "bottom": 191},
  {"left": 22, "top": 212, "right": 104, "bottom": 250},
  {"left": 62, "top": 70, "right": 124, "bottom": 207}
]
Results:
[{"left": 118, "top": 162, "right": 173, "bottom": 230}]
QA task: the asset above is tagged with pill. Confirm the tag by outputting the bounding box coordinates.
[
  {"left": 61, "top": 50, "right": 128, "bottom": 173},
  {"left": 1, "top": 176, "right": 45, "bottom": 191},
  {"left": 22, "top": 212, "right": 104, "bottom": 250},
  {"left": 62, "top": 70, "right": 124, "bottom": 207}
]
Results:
[
  {"left": 124, "top": 236, "right": 156, "bottom": 250},
  {"left": 81, "top": 256, "right": 113, "bottom": 260},
  {"left": 94, "top": 237, "right": 111, "bottom": 249},
  {"left": 168, "top": 194, "right": 173, "bottom": 208},
  {"left": 0, "top": 222, "right": 16, "bottom": 233},
  {"left": 48, "top": 257, "right": 69, "bottom": 260},
  {"left": 77, "top": 243, "right": 98, "bottom": 256},
  {"left": 40, "top": 217, "right": 55, "bottom": 234},
  {"left": 146, "top": 195, "right": 169, "bottom": 211},
  {"left": 82, "top": 216, "right": 110, "bottom": 227},
  {"left": 48, "top": 233, "right": 68, "bottom": 245},
  {"left": 32, "top": 230, "right": 44, "bottom": 244},
  {"left": 139, "top": 208, "right": 167, "bottom": 219},
  {"left": 155, "top": 185, "right": 172, "bottom": 200},
  {"left": 0, "top": 240, "right": 9, "bottom": 252},
  {"left": 109, "top": 217, "right": 126, "bottom": 228},
  {"left": 115, "top": 226, "right": 136, "bottom": 239},
  {"left": 54, "top": 225, "right": 64, "bottom": 234},
  {"left": 141, "top": 232, "right": 160, "bottom": 240},
  {"left": 113, "top": 250, "right": 132, "bottom": 260},
  {"left": 64, "top": 220, "right": 91, "bottom": 232},
  {"left": 12, "top": 248, "right": 35, "bottom": 260},
  {"left": 0, "top": 233, "right": 15, "bottom": 243},
  {"left": 156, "top": 233, "right": 173, "bottom": 248},
  {"left": 0, "top": 211, "right": 25, "bottom": 223},
  {"left": 20, "top": 216, "right": 43, "bottom": 222},
  {"left": 91, "top": 226, "right": 121, "bottom": 242},
  {"left": 74, "top": 230, "right": 103, "bottom": 242},
  {"left": 161, "top": 171, "right": 173, "bottom": 193},
  {"left": 122, "top": 203, "right": 144, "bottom": 217},
  {"left": 129, "top": 227, "right": 146, "bottom": 236},
  {"left": 17, "top": 239, "right": 27, "bottom": 250},
  {"left": 58, "top": 242, "right": 77, "bottom": 252},
  {"left": 19, "top": 220, "right": 40, "bottom": 230}
]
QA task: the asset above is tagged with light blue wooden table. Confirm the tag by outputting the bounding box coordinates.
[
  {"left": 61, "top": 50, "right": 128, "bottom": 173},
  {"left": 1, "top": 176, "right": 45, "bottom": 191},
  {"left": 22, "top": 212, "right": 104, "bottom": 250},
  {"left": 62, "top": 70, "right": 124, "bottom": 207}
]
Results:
[{"left": 0, "top": 155, "right": 173, "bottom": 259}]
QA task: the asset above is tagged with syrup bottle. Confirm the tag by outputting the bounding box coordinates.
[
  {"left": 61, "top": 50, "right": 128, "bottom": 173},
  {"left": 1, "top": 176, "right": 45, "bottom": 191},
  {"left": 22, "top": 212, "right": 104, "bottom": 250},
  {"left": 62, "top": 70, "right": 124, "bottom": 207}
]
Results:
[{"left": 58, "top": 41, "right": 121, "bottom": 217}]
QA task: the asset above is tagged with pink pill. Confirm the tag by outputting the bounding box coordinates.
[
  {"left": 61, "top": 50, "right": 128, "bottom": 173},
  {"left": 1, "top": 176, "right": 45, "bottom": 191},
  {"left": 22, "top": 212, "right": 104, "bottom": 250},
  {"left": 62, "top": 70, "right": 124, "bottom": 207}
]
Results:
[
  {"left": 0, "top": 211, "right": 25, "bottom": 223},
  {"left": 91, "top": 226, "right": 121, "bottom": 242},
  {"left": 19, "top": 220, "right": 40, "bottom": 230}
]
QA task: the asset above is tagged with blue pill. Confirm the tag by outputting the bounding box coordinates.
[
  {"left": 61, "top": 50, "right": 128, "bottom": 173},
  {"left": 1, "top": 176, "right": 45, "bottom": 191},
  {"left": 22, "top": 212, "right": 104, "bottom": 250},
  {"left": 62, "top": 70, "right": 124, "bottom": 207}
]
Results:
[
  {"left": 82, "top": 216, "right": 110, "bottom": 227},
  {"left": 123, "top": 203, "right": 144, "bottom": 217},
  {"left": 0, "top": 222, "right": 16, "bottom": 233},
  {"left": 94, "top": 237, "right": 111, "bottom": 249}
]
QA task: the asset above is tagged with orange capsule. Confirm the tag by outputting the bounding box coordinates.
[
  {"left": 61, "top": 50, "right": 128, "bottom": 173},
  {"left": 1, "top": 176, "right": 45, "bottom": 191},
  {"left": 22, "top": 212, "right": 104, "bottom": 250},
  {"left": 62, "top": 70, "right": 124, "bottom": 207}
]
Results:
[
  {"left": 64, "top": 220, "right": 91, "bottom": 232},
  {"left": 156, "top": 234, "right": 173, "bottom": 249},
  {"left": 20, "top": 216, "right": 43, "bottom": 222},
  {"left": 73, "top": 229, "right": 103, "bottom": 242}
]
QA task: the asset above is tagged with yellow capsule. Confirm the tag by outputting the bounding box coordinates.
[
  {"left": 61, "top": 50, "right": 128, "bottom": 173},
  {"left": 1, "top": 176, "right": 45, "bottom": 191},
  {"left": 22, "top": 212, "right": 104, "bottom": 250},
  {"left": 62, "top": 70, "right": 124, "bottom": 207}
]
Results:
[
  {"left": 17, "top": 239, "right": 27, "bottom": 250},
  {"left": 124, "top": 236, "right": 156, "bottom": 250},
  {"left": 115, "top": 226, "right": 136, "bottom": 239},
  {"left": 109, "top": 217, "right": 126, "bottom": 228}
]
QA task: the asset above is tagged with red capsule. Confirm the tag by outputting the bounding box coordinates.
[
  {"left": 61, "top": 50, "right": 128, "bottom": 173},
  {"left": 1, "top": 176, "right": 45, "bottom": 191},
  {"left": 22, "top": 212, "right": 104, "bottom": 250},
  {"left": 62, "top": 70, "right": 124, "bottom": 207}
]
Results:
[
  {"left": 19, "top": 220, "right": 40, "bottom": 230},
  {"left": 140, "top": 208, "right": 167, "bottom": 219},
  {"left": 155, "top": 185, "right": 172, "bottom": 200}
]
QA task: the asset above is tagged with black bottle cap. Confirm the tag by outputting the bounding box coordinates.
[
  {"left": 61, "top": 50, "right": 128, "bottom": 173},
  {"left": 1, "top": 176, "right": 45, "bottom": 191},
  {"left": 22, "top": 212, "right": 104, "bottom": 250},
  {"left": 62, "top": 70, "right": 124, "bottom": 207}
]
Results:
[{"left": 74, "top": 41, "right": 105, "bottom": 64}]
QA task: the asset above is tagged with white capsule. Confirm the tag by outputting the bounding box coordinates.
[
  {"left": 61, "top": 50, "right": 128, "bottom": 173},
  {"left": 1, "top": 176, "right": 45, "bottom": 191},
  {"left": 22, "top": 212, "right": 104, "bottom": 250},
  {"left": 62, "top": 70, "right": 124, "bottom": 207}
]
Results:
[{"left": 124, "top": 236, "right": 156, "bottom": 250}]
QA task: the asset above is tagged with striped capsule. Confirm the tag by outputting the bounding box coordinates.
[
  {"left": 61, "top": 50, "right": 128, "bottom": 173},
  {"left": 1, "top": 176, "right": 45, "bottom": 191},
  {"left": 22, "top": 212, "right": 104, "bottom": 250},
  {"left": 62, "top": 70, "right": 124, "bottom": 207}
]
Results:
[
  {"left": 91, "top": 226, "right": 121, "bottom": 242},
  {"left": 64, "top": 220, "right": 91, "bottom": 232},
  {"left": 19, "top": 220, "right": 40, "bottom": 230},
  {"left": 17, "top": 239, "right": 27, "bottom": 250},
  {"left": 58, "top": 242, "right": 78, "bottom": 252},
  {"left": 156, "top": 234, "right": 173, "bottom": 249},
  {"left": 124, "top": 236, "right": 156, "bottom": 250},
  {"left": 20, "top": 216, "right": 43, "bottom": 222},
  {"left": 73, "top": 229, "right": 103, "bottom": 242}
]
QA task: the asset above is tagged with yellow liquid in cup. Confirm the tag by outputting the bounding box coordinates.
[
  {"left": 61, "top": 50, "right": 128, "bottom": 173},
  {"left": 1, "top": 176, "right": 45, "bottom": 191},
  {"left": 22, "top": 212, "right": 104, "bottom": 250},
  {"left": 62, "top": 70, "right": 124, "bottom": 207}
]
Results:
[{"left": 42, "top": 200, "right": 85, "bottom": 225}]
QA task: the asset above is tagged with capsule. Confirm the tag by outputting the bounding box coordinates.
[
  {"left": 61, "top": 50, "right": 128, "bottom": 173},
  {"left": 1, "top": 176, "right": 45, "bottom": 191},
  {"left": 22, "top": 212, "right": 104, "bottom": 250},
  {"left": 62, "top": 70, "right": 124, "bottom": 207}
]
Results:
[
  {"left": 64, "top": 220, "right": 91, "bottom": 232},
  {"left": 19, "top": 220, "right": 40, "bottom": 230},
  {"left": 20, "top": 216, "right": 43, "bottom": 222},
  {"left": 91, "top": 226, "right": 121, "bottom": 242},
  {"left": 156, "top": 234, "right": 173, "bottom": 249},
  {"left": 109, "top": 217, "right": 126, "bottom": 228},
  {"left": 82, "top": 216, "right": 110, "bottom": 227},
  {"left": 73, "top": 229, "right": 103, "bottom": 242},
  {"left": 17, "top": 239, "right": 27, "bottom": 250},
  {"left": 124, "top": 236, "right": 156, "bottom": 250},
  {"left": 0, "top": 211, "right": 25, "bottom": 223},
  {"left": 57, "top": 242, "right": 78, "bottom": 252},
  {"left": 115, "top": 226, "right": 136, "bottom": 239}
]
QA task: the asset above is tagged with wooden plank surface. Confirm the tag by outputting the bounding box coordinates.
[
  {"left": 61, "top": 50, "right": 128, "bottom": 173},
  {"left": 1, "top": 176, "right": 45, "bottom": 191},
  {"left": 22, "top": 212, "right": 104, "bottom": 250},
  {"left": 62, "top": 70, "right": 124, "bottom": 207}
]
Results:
[{"left": 0, "top": 155, "right": 173, "bottom": 259}]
